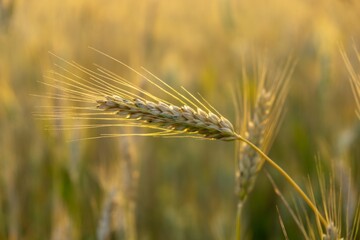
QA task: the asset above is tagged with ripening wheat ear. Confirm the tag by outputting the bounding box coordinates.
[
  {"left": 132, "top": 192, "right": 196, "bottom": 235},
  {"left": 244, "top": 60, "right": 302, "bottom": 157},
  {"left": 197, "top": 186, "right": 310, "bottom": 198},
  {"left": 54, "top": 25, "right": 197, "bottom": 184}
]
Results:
[
  {"left": 306, "top": 162, "right": 360, "bottom": 240},
  {"left": 341, "top": 46, "right": 360, "bottom": 118},
  {"left": 234, "top": 58, "right": 293, "bottom": 203},
  {"left": 268, "top": 161, "right": 360, "bottom": 240},
  {"left": 96, "top": 95, "right": 237, "bottom": 141},
  {"left": 36, "top": 49, "right": 238, "bottom": 141}
]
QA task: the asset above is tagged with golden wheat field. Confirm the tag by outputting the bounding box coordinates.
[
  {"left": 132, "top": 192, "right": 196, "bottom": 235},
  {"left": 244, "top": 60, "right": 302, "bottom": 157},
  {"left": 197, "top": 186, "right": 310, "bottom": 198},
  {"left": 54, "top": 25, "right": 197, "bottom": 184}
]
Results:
[{"left": 1, "top": 0, "right": 360, "bottom": 239}]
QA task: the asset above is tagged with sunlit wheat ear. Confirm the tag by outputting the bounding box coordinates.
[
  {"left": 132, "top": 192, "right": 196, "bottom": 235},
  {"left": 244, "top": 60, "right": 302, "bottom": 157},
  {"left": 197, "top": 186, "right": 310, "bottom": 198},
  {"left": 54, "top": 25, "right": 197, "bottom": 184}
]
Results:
[
  {"left": 37, "top": 49, "right": 238, "bottom": 141},
  {"left": 234, "top": 58, "right": 293, "bottom": 203},
  {"left": 323, "top": 222, "right": 341, "bottom": 240},
  {"left": 298, "top": 161, "right": 359, "bottom": 240},
  {"left": 307, "top": 164, "right": 347, "bottom": 240},
  {"left": 96, "top": 95, "right": 237, "bottom": 141},
  {"left": 341, "top": 46, "right": 360, "bottom": 118},
  {"left": 269, "top": 159, "right": 359, "bottom": 240}
]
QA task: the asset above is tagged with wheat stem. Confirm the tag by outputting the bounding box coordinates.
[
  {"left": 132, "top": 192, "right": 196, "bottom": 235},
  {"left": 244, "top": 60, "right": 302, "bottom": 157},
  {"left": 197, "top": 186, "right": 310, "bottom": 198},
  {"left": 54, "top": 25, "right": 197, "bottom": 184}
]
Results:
[{"left": 235, "top": 134, "right": 328, "bottom": 228}]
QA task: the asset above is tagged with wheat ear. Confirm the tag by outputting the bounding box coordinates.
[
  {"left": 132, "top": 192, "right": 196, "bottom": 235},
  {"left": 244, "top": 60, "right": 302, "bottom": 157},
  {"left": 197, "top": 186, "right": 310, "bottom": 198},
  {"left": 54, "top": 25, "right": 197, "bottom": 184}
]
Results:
[
  {"left": 323, "top": 222, "right": 341, "bottom": 240},
  {"left": 38, "top": 51, "right": 237, "bottom": 141},
  {"left": 96, "top": 95, "right": 237, "bottom": 141},
  {"left": 237, "top": 89, "right": 272, "bottom": 202},
  {"left": 235, "top": 58, "right": 291, "bottom": 204},
  {"left": 235, "top": 58, "right": 294, "bottom": 239}
]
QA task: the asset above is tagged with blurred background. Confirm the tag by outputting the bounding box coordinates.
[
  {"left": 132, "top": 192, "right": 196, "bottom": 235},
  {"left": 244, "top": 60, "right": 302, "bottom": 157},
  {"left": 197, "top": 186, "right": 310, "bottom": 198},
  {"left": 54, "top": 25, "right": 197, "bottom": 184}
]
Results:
[{"left": 1, "top": 0, "right": 360, "bottom": 239}]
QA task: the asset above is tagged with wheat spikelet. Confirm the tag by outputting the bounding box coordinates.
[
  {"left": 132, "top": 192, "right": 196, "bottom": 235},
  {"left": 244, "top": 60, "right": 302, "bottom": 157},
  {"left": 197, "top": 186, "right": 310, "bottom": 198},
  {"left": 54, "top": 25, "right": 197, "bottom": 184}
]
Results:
[{"left": 235, "top": 57, "right": 293, "bottom": 203}]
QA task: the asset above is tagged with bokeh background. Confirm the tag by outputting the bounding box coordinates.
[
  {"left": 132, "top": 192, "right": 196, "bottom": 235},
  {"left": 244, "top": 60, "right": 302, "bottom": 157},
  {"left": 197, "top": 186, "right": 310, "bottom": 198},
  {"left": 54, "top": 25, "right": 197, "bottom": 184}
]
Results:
[{"left": 1, "top": 0, "right": 360, "bottom": 239}]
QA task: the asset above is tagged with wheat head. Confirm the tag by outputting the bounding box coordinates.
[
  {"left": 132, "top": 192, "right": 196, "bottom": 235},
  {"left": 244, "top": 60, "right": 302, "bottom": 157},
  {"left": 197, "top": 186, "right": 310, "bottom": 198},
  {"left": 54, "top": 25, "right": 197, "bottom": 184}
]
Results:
[
  {"left": 96, "top": 95, "right": 238, "bottom": 141},
  {"left": 323, "top": 222, "right": 341, "bottom": 240},
  {"left": 237, "top": 89, "right": 272, "bottom": 202},
  {"left": 38, "top": 50, "right": 238, "bottom": 142},
  {"left": 235, "top": 58, "right": 293, "bottom": 203}
]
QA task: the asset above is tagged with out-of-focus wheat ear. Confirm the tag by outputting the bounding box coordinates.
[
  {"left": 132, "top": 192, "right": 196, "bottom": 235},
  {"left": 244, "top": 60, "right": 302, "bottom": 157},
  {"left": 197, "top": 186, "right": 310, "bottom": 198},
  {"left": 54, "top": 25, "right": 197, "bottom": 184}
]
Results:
[
  {"left": 341, "top": 46, "right": 360, "bottom": 118},
  {"left": 51, "top": 198, "right": 72, "bottom": 240},
  {"left": 268, "top": 158, "right": 358, "bottom": 239},
  {"left": 97, "top": 190, "right": 116, "bottom": 240},
  {"left": 237, "top": 88, "right": 272, "bottom": 202},
  {"left": 94, "top": 137, "right": 139, "bottom": 240},
  {"left": 236, "top": 57, "right": 294, "bottom": 203},
  {"left": 323, "top": 222, "right": 341, "bottom": 240},
  {"left": 119, "top": 137, "right": 138, "bottom": 240},
  {"left": 305, "top": 162, "right": 346, "bottom": 240},
  {"left": 316, "top": 164, "right": 342, "bottom": 240}
]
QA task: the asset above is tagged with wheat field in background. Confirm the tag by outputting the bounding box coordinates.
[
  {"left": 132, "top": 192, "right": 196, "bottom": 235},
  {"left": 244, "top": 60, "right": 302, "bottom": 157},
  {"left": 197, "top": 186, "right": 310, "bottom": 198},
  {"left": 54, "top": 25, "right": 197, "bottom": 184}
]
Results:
[{"left": 1, "top": 0, "right": 360, "bottom": 239}]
